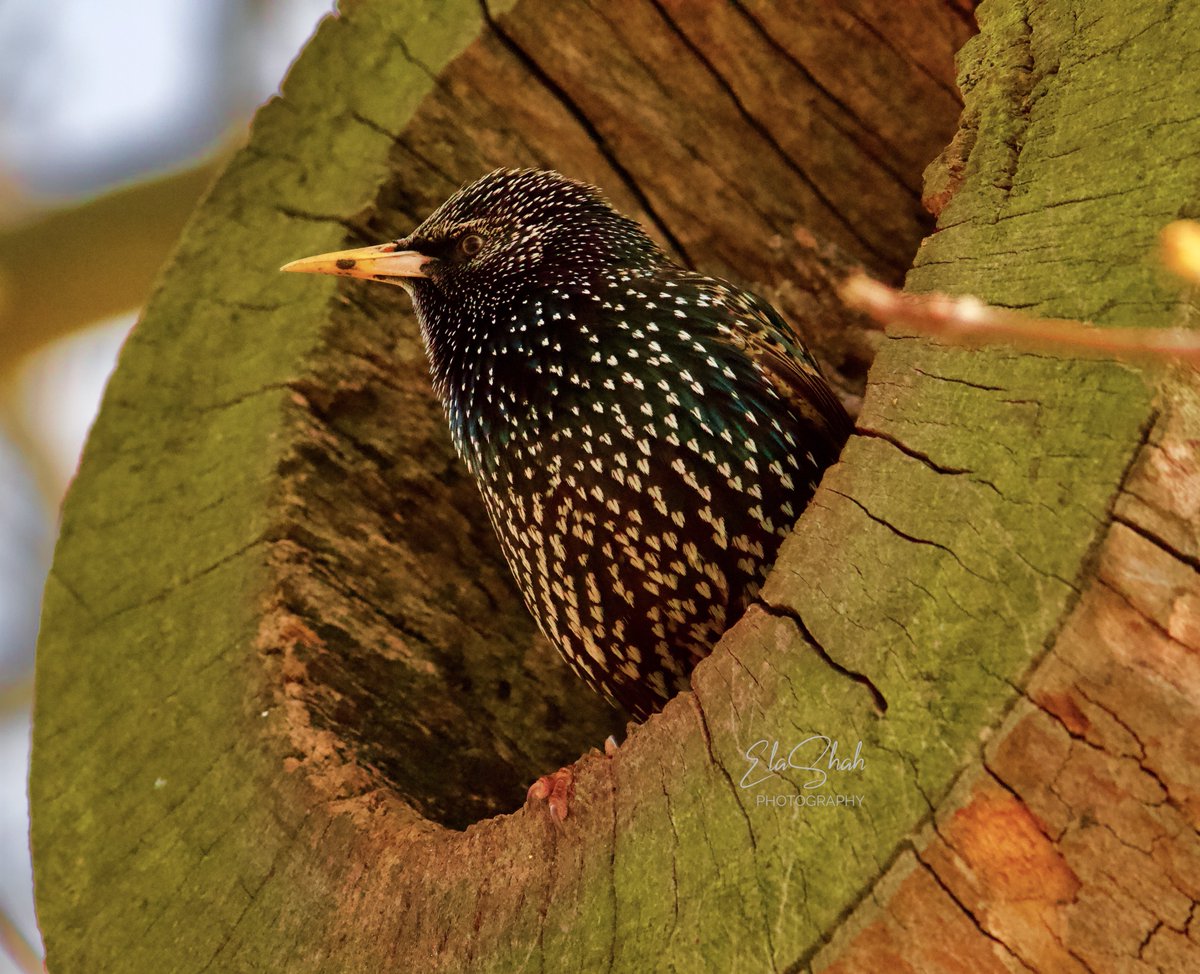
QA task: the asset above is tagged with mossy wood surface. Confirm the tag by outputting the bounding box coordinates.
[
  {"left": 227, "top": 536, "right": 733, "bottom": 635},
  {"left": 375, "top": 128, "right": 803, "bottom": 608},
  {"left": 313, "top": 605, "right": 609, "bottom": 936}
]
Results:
[{"left": 30, "top": 1, "right": 1198, "bottom": 972}]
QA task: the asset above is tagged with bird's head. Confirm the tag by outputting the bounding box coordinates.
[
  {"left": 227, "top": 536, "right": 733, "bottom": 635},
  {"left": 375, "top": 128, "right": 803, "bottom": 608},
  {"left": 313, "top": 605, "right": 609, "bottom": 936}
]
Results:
[{"left": 282, "top": 169, "right": 666, "bottom": 310}]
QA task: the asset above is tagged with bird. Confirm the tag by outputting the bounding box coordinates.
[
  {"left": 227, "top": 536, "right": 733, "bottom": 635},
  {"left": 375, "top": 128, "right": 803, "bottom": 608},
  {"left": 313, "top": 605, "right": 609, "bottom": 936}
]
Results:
[{"left": 283, "top": 168, "right": 851, "bottom": 723}]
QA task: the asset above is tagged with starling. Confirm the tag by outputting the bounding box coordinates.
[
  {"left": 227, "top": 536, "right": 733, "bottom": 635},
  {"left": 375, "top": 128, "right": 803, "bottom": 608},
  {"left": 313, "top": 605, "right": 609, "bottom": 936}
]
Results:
[{"left": 283, "top": 169, "right": 850, "bottom": 721}]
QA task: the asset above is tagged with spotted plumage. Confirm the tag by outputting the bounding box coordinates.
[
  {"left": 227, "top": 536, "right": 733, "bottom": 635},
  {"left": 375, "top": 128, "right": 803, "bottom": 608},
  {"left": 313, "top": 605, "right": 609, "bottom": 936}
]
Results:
[{"left": 285, "top": 169, "right": 851, "bottom": 720}]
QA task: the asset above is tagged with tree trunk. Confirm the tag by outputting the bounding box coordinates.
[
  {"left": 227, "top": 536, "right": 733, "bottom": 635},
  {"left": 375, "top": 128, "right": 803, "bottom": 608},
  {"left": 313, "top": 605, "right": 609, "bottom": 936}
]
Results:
[{"left": 30, "top": 1, "right": 1199, "bottom": 971}]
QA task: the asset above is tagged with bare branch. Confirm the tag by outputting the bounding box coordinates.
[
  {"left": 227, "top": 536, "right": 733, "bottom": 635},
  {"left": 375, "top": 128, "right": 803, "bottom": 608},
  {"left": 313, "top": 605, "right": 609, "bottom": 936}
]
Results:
[{"left": 841, "top": 260, "right": 1200, "bottom": 367}]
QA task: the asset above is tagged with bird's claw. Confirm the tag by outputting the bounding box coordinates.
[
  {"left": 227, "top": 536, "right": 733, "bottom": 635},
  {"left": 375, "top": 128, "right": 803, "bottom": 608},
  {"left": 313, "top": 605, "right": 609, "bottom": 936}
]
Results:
[{"left": 527, "top": 767, "right": 575, "bottom": 823}]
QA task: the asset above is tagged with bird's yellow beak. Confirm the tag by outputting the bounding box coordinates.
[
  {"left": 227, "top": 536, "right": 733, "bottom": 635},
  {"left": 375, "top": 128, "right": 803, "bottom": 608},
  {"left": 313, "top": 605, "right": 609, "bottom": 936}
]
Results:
[{"left": 280, "top": 242, "right": 430, "bottom": 283}]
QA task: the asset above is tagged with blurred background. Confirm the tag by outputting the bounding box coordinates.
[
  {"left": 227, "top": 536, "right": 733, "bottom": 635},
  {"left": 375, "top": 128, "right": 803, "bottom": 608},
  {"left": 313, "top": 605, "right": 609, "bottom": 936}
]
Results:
[{"left": 0, "top": 2, "right": 335, "bottom": 969}]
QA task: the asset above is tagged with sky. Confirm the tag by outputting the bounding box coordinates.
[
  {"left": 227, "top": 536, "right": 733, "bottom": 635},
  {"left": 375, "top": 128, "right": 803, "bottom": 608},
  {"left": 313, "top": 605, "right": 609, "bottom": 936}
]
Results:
[{"left": 0, "top": 2, "right": 335, "bottom": 967}]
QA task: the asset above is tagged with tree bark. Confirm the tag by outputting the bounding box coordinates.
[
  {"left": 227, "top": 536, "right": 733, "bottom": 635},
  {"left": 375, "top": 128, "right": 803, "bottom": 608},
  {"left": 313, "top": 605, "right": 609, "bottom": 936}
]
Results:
[{"left": 30, "top": 0, "right": 1199, "bottom": 971}]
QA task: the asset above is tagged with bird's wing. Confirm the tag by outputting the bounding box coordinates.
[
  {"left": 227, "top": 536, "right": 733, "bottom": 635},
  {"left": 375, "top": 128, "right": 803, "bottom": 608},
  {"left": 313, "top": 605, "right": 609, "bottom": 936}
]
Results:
[
  {"left": 733, "top": 288, "right": 853, "bottom": 454},
  {"left": 664, "top": 271, "right": 853, "bottom": 458}
]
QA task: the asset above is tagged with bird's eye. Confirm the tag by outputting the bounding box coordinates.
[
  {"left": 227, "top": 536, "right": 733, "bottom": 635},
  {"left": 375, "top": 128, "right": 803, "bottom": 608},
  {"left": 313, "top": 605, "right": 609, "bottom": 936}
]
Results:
[{"left": 459, "top": 233, "right": 484, "bottom": 257}]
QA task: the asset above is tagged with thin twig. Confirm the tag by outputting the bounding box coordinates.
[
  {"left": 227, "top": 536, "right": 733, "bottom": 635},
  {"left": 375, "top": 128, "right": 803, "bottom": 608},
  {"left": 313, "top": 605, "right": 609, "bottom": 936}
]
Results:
[
  {"left": 841, "top": 272, "right": 1200, "bottom": 366},
  {"left": 842, "top": 221, "right": 1200, "bottom": 366}
]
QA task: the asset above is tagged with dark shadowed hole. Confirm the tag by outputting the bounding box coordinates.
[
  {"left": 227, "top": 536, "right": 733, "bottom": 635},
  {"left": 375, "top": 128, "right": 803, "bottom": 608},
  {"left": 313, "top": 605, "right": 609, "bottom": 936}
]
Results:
[
  {"left": 267, "top": 7, "right": 969, "bottom": 826},
  {"left": 270, "top": 229, "right": 883, "bottom": 830}
]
